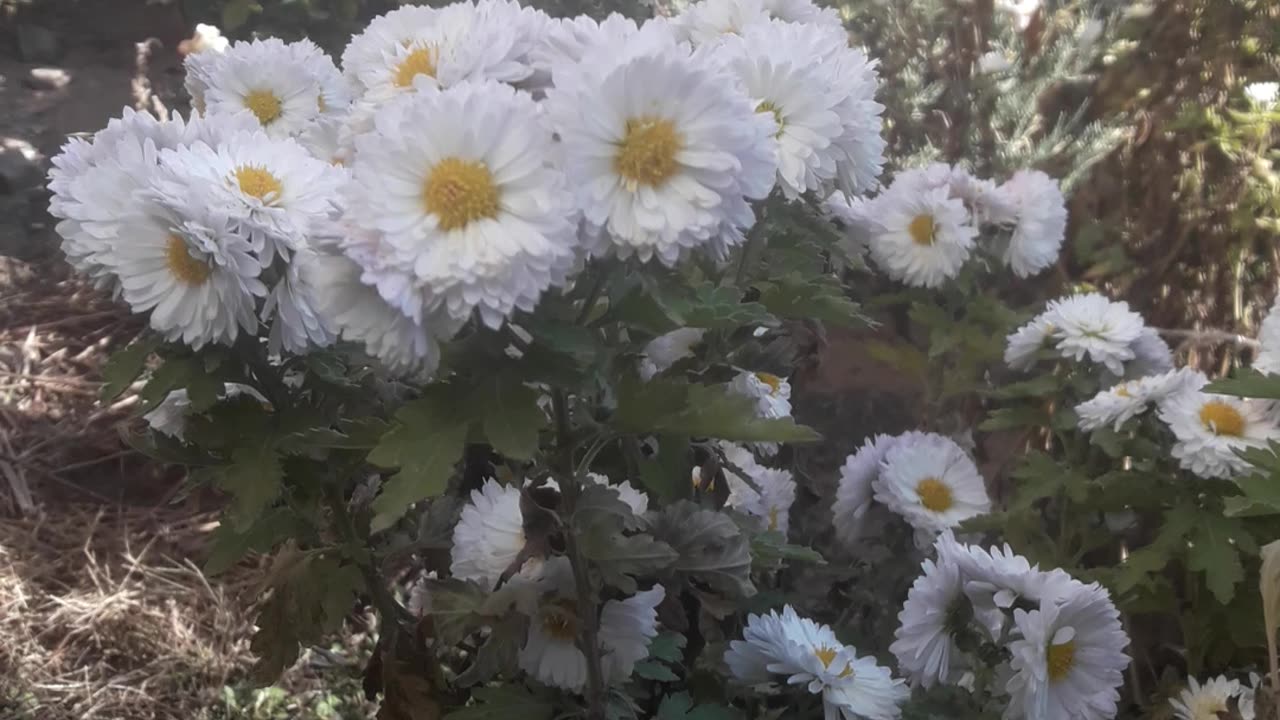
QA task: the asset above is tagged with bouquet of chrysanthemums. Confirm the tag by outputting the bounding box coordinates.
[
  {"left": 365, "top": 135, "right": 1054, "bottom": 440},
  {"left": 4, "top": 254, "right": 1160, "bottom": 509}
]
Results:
[{"left": 45, "top": 0, "right": 1151, "bottom": 718}]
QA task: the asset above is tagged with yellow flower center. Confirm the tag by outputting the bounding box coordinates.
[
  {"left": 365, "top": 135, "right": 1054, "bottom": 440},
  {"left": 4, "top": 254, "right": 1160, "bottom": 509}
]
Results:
[
  {"left": 615, "top": 116, "right": 681, "bottom": 189},
  {"left": 243, "top": 89, "right": 283, "bottom": 126},
  {"left": 908, "top": 214, "right": 937, "bottom": 246},
  {"left": 422, "top": 157, "right": 501, "bottom": 231},
  {"left": 757, "top": 100, "right": 785, "bottom": 137},
  {"left": 1046, "top": 639, "right": 1075, "bottom": 682},
  {"left": 755, "top": 372, "right": 783, "bottom": 395},
  {"left": 540, "top": 599, "right": 579, "bottom": 642},
  {"left": 1115, "top": 384, "right": 1132, "bottom": 398},
  {"left": 814, "top": 646, "right": 854, "bottom": 678},
  {"left": 394, "top": 45, "right": 437, "bottom": 88},
  {"left": 1187, "top": 695, "right": 1230, "bottom": 719},
  {"left": 1199, "top": 400, "right": 1246, "bottom": 437},
  {"left": 916, "top": 477, "right": 954, "bottom": 513},
  {"left": 767, "top": 506, "right": 780, "bottom": 531},
  {"left": 234, "top": 165, "right": 284, "bottom": 203},
  {"left": 165, "top": 235, "right": 211, "bottom": 286}
]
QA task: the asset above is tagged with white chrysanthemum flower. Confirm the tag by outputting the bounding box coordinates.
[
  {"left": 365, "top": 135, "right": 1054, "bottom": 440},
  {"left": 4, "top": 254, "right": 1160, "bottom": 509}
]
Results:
[
  {"left": 186, "top": 23, "right": 229, "bottom": 54},
  {"left": 297, "top": 252, "right": 447, "bottom": 377},
  {"left": 48, "top": 109, "right": 256, "bottom": 284},
  {"left": 548, "top": 46, "right": 776, "bottom": 266},
  {"left": 729, "top": 371, "right": 793, "bottom": 419},
  {"left": 1075, "top": 368, "right": 1206, "bottom": 432},
  {"left": 951, "top": 538, "right": 1079, "bottom": 640},
  {"left": 890, "top": 542, "right": 970, "bottom": 688},
  {"left": 1005, "top": 583, "right": 1129, "bottom": 720},
  {"left": 346, "top": 81, "right": 578, "bottom": 329},
  {"left": 519, "top": 573, "right": 665, "bottom": 692},
  {"left": 1246, "top": 82, "right": 1280, "bottom": 108},
  {"left": 282, "top": 38, "right": 351, "bottom": 117},
  {"left": 340, "top": 4, "right": 442, "bottom": 93},
  {"left": 639, "top": 328, "right": 706, "bottom": 380},
  {"left": 528, "top": 13, "right": 640, "bottom": 87},
  {"left": 1238, "top": 673, "right": 1261, "bottom": 720},
  {"left": 865, "top": 173, "right": 977, "bottom": 288},
  {"left": 450, "top": 479, "right": 529, "bottom": 589},
  {"left": 199, "top": 39, "right": 324, "bottom": 137},
  {"left": 720, "top": 443, "right": 797, "bottom": 535},
  {"left": 153, "top": 130, "right": 346, "bottom": 264},
  {"left": 1129, "top": 326, "right": 1174, "bottom": 375},
  {"left": 584, "top": 473, "right": 650, "bottom": 516},
  {"left": 143, "top": 383, "right": 268, "bottom": 440},
  {"left": 873, "top": 433, "right": 990, "bottom": 535},
  {"left": 1159, "top": 390, "right": 1280, "bottom": 479},
  {"left": 263, "top": 249, "right": 334, "bottom": 355},
  {"left": 832, "top": 434, "right": 899, "bottom": 549},
  {"left": 727, "top": 605, "right": 909, "bottom": 720},
  {"left": 1042, "top": 293, "right": 1146, "bottom": 375},
  {"left": 1170, "top": 676, "right": 1243, "bottom": 720},
  {"left": 995, "top": 170, "right": 1066, "bottom": 278},
  {"left": 111, "top": 196, "right": 266, "bottom": 348},
  {"left": 676, "top": 0, "right": 773, "bottom": 45},
  {"left": 1004, "top": 314, "right": 1055, "bottom": 371},
  {"left": 299, "top": 115, "right": 351, "bottom": 167},
  {"left": 1255, "top": 297, "right": 1280, "bottom": 375},
  {"left": 949, "top": 167, "right": 1017, "bottom": 226}
]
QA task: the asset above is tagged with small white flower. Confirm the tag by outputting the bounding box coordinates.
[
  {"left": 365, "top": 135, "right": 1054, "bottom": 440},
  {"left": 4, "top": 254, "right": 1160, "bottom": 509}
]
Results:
[
  {"left": 199, "top": 38, "right": 327, "bottom": 137},
  {"left": 729, "top": 371, "right": 793, "bottom": 420},
  {"left": 450, "top": 479, "right": 528, "bottom": 589},
  {"left": 995, "top": 170, "right": 1066, "bottom": 278},
  {"left": 874, "top": 433, "right": 990, "bottom": 536},
  {"left": 720, "top": 443, "right": 797, "bottom": 535},
  {"left": 144, "top": 383, "right": 267, "bottom": 440},
  {"left": 1005, "top": 582, "right": 1129, "bottom": 720},
  {"left": 639, "top": 328, "right": 706, "bottom": 380},
  {"left": 1075, "top": 368, "right": 1206, "bottom": 432},
  {"left": 832, "top": 434, "right": 899, "bottom": 549},
  {"left": 1043, "top": 293, "right": 1146, "bottom": 375},
  {"left": 1170, "top": 676, "right": 1243, "bottom": 720},
  {"left": 977, "top": 50, "right": 1013, "bottom": 74},
  {"left": 866, "top": 169, "right": 977, "bottom": 288},
  {"left": 890, "top": 542, "right": 970, "bottom": 688},
  {"left": 1004, "top": 314, "right": 1055, "bottom": 371},
  {"left": 1159, "top": 389, "right": 1280, "bottom": 479},
  {"left": 263, "top": 249, "right": 334, "bottom": 355},
  {"left": 951, "top": 538, "right": 1078, "bottom": 640},
  {"left": 1246, "top": 82, "right": 1280, "bottom": 108}
]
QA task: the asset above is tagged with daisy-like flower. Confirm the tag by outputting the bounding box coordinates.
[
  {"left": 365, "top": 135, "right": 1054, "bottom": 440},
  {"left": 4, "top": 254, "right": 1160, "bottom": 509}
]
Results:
[
  {"left": 153, "top": 130, "right": 346, "bottom": 265},
  {"left": 720, "top": 443, "right": 797, "bottom": 535},
  {"left": 263, "top": 249, "right": 334, "bottom": 355},
  {"left": 340, "top": 4, "right": 442, "bottom": 94},
  {"left": 639, "top": 327, "right": 706, "bottom": 381},
  {"left": 199, "top": 39, "right": 325, "bottom": 137},
  {"left": 1170, "top": 676, "right": 1244, "bottom": 720},
  {"left": 726, "top": 606, "right": 909, "bottom": 720},
  {"left": 890, "top": 539, "right": 971, "bottom": 688},
  {"left": 729, "top": 370, "right": 793, "bottom": 420},
  {"left": 111, "top": 196, "right": 266, "bottom": 348},
  {"left": 995, "top": 170, "right": 1066, "bottom": 278},
  {"left": 948, "top": 167, "right": 1017, "bottom": 226},
  {"left": 548, "top": 44, "right": 776, "bottom": 266},
  {"left": 832, "top": 434, "right": 899, "bottom": 549},
  {"left": 953, "top": 539, "right": 1079, "bottom": 640},
  {"left": 450, "top": 478, "right": 529, "bottom": 589},
  {"left": 1255, "top": 297, "right": 1280, "bottom": 375},
  {"left": 519, "top": 566, "right": 665, "bottom": 691},
  {"left": 528, "top": 13, "right": 640, "bottom": 88},
  {"left": 873, "top": 433, "right": 990, "bottom": 536},
  {"left": 1041, "top": 293, "right": 1145, "bottom": 375},
  {"left": 1004, "top": 314, "right": 1055, "bottom": 371},
  {"left": 1005, "top": 582, "right": 1129, "bottom": 720},
  {"left": 676, "top": 0, "right": 773, "bottom": 45},
  {"left": 296, "top": 252, "right": 447, "bottom": 376},
  {"left": 1159, "top": 389, "right": 1280, "bottom": 479},
  {"left": 143, "top": 383, "right": 268, "bottom": 440},
  {"left": 865, "top": 170, "right": 977, "bottom": 288},
  {"left": 1075, "top": 368, "right": 1206, "bottom": 432},
  {"left": 346, "top": 81, "right": 579, "bottom": 329}
]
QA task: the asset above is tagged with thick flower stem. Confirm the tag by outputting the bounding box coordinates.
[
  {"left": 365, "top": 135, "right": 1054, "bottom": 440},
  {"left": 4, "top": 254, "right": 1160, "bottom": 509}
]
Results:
[{"left": 552, "top": 389, "right": 609, "bottom": 719}]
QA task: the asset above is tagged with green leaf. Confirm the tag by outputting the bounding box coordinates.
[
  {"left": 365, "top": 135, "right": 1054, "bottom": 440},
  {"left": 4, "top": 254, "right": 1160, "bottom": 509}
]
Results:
[
  {"left": 197, "top": 445, "right": 283, "bottom": 531},
  {"left": 650, "top": 501, "right": 755, "bottom": 612},
  {"left": 139, "top": 356, "right": 223, "bottom": 412},
  {"left": 221, "top": 0, "right": 255, "bottom": 30},
  {"left": 638, "top": 435, "right": 692, "bottom": 503},
  {"left": 646, "top": 632, "right": 686, "bottom": 664},
  {"left": 581, "top": 528, "right": 679, "bottom": 593},
  {"left": 574, "top": 482, "right": 641, "bottom": 531},
  {"left": 420, "top": 578, "right": 490, "bottom": 646},
  {"left": 280, "top": 417, "right": 389, "bottom": 453},
  {"left": 750, "top": 530, "right": 826, "bottom": 569},
  {"left": 250, "top": 551, "right": 360, "bottom": 684},
  {"left": 656, "top": 693, "right": 738, "bottom": 720},
  {"left": 478, "top": 378, "right": 546, "bottom": 461},
  {"left": 988, "top": 374, "right": 1061, "bottom": 400},
  {"left": 1205, "top": 370, "right": 1280, "bottom": 400},
  {"left": 446, "top": 686, "right": 554, "bottom": 720},
  {"left": 614, "top": 378, "right": 820, "bottom": 444},
  {"left": 980, "top": 405, "right": 1051, "bottom": 432},
  {"left": 675, "top": 284, "right": 775, "bottom": 329},
  {"left": 203, "top": 507, "right": 302, "bottom": 576},
  {"left": 634, "top": 659, "right": 680, "bottom": 682},
  {"left": 1111, "top": 504, "right": 1198, "bottom": 595},
  {"left": 100, "top": 336, "right": 160, "bottom": 400},
  {"left": 1188, "top": 514, "right": 1252, "bottom": 604},
  {"left": 369, "top": 388, "right": 470, "bottom": 532},
  {"left": 863, "top": 340, "right": 928, "bottom": 383},
  {"left": 755, "top": 274, "right": 869, "bottom": 327}
]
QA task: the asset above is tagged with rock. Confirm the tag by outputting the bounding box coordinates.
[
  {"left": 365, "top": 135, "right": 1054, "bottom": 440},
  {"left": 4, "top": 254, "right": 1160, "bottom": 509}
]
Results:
[
  {"left": 23, "top": 67, "right": 71, "bottom": 91},
  {"left": 15, "top": 24, "right": 61, "bottom": 63},
  {"left": 0, "top": 138, "right": 44, "bottom": 196}
]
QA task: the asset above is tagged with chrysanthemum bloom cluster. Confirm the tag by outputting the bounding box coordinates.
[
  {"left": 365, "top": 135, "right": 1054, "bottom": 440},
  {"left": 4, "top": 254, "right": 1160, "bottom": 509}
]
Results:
[
  {"left": 1004, "top": 291, "right": 1172, "bottom": 376},
  {"left": 718, "top": 442, "right": 798, "bottom": 534},
  {"left": 892, "top": 533, "right": 1130, "bottom": 720},
  {"left": 48, "top": 0, "right": 886, "bottom": 375},
  {"left": 833, "top": 431, "right": 991, "bottom": 548},
  {"left": 828, "top": 162, "right": 1067, "bottom": 287}
]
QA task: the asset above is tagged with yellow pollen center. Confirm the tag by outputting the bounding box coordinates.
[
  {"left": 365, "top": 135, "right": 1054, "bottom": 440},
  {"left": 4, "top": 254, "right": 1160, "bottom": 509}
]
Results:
[
  {"left": 767, "top": 507, "right": 780, "bottom": 531},
  {"left": 165, "top": 235, "right": 211, "bottom": 286},
  {"left": 234, "top": 165, "right": 284, "bottom": 203},
  {"left": 394, "top": 46, "right": 437, "bottom": 88},
  {"left": 755, "top": 372, "right": 783, "bottom": 395},
  {"left": 243, "top": 89, "right": 283, "bottom": 126},
  {"left": 757, "top": 100, "right": 785, "bottom": 137},
  {"left": 541, "top": 599, "right": 579, "bottom": 642},
  {"left": 814, "top": 646, "right": 838, "bottom": 669},
  {"left": 1115, "top": 384, "right": 1132, "bottom": 398},
  {"left": 1199, "top": 401, "right": 1246, "bottom": 437},
  {"left": 1046, "top": 640, "right": 1075, "bottom": 682},
  {"left": 422, "top": 157, "right": 501, "bottom": 231},
  {"left": 908, "top": 214, "right": 937, "bottom": 246},
  {"left": 615, "top": 116, "right": 681, "bottom": 189},
  {"left": 916, "top": 477, "right": 954, "bottom": 513}
]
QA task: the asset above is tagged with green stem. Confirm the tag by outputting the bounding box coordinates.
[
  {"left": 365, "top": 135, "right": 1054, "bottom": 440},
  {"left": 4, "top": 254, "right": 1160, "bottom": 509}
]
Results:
[
  {"left": 575, "top": 268, "right": 609, "bottom": 326},
  {"left": 552, "top": 390, "right": 608, "bottom": 720},
  {"left": 734, "top": 211, "right": 768, "bottom": 287},
  {"left": 325, "top": 484, "right": 403, "bottom": 640}
]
